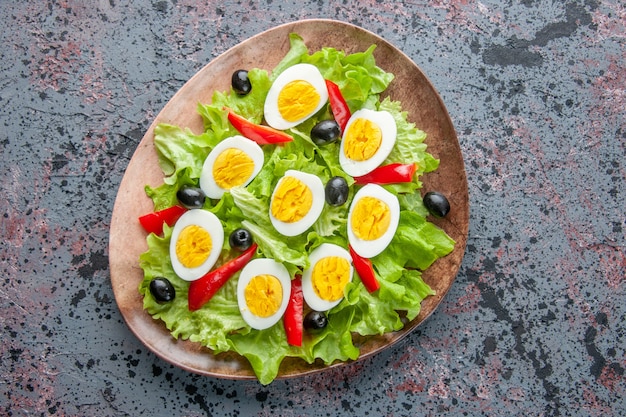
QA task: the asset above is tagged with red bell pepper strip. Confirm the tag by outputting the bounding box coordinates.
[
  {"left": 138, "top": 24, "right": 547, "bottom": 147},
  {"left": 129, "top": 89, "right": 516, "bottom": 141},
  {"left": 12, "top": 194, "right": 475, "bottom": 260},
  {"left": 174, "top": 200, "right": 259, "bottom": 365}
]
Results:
[
  {"left": 188, "top": 243, "right": 258, "bottom": 311},
  {"left": 325, "top": 79, "right": 351, "bottom": 133},
  {"left": 138, "top": 205, "right": 187, "bottom": 235},
  {"left": 353, "top": 163, "right": 418, "bottom": 186},
  {"left": 349, "top": 244, "right": 380, "bottom": 293},
  {"left": 226, "top": 109, "right": 293, "bottom": 145},
  {"left": 284, "top": 275, "right": 303, "bottom": 347}
]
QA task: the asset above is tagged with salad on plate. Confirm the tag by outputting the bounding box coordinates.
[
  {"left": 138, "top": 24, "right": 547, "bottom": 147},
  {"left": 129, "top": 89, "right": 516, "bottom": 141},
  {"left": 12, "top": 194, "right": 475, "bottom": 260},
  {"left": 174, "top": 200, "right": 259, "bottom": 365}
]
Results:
[{"left": 137, "top": 33, "right": 455, "bottom": 385}]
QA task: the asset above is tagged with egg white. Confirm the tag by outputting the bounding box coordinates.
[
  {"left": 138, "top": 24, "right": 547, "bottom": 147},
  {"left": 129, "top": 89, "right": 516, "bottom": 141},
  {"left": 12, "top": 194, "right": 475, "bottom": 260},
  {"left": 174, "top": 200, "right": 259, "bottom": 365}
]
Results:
[
  {"left": 269, "top": 170, "right": 325, "bottom": 237},
  {"left": 169, "top": 209, "right": 224, "bottom": 281},
  {"left": 264, "top": 63, "right": 328, "bottom": 130},
  {"left": 347, "top": 184, "right": 400, "bottom": 258},
  {"left": 339, "top": 109, "right": 397, "bottom": 177},
  {"left": 236, "top": 258, "right": 291, "bottom": 330},
  {"left": 301, "top": 243, "right": 353, "bottom": 312},
  {"left": 199, "top": 135, "right": 264, "bottom": 199}
]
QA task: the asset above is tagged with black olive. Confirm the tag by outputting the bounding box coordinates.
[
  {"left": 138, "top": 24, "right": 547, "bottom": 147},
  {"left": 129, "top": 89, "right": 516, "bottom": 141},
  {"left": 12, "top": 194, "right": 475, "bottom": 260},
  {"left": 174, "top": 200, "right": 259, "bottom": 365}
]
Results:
[
  {"left": 229, "top": 228, "right": 253, "bottom": 251},
  {"left": 325, "top": 176, "right": 349, "bottom": 206},
  {"left": 304, "top": 310, "right": 328, "bottom": 331},
  {"left": 423, "top": 191, "right": 450, "bottom": 218},
  {"left": 231, "top": 69, "right": 252, "bottom": 95},
  {"left": 149, "top": 277, "right": 176, "bottom": 303},
  {"left": 176, "top": 186, "right": 206, "bottom": 209},
  {"left": 311, "top": 120, "right": 341, "bottom": 145}
]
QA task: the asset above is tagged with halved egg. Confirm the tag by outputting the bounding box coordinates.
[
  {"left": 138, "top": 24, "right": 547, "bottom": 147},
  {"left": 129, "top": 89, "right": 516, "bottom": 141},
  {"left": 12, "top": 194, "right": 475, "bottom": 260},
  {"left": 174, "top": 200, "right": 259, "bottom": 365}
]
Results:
[
  {"left": 236, "top": 258, "right": 291, "bottom": 330},
  {"left": 169, "top": 209, "right": 224, "bottom": 281},
  {"left": 301, "top": 243, "right": 354, "bottom": 312},
  {"left": 339, "top": 109, "right": 397, "bottom": 177},
  {"left": 199, "top": 135, "right": 264, "bottom": 199},
  {"left": 264, "top": 63, "right": 328, "bottom": 130},
  {"left": 347, "top": 184, "right": 400, "bottom": 258},
  {"left": 269, "top": 170, "right": 325, "bottom": 237}
]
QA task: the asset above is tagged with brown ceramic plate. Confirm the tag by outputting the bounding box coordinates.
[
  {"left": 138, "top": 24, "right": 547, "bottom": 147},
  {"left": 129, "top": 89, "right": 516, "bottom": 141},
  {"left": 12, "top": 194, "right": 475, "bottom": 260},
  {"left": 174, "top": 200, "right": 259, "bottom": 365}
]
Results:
[{"left": 109, "top": 19, "right": 468, "bottom": 381}]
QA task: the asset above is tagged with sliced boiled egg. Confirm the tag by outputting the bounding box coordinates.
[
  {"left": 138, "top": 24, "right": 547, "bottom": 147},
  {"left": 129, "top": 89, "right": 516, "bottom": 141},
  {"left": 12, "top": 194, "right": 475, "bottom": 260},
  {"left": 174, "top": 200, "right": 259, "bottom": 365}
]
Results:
[
  {"left": 347, "top": 184, "right": 400, "bottom": 258},
  {"left": 199, "top": 135, "right": 264, "bottom": 199},
  {"left": 269, "top": 169, "right": 325, "bottom": 237},
  {"left": 264, "top": 63, "right": 328, "bottom": 130},
  {"left": 302, "top": 243, "right": 354, "bottom": 312},
  {"left": 339, "top": 109, "right": 397, "bottom": 177},
  {"left": 169, "top": 209, "right": 224, "bottom": 281},
  {"left": 237, "top": 258, "right": 291, "bottom": 330}
]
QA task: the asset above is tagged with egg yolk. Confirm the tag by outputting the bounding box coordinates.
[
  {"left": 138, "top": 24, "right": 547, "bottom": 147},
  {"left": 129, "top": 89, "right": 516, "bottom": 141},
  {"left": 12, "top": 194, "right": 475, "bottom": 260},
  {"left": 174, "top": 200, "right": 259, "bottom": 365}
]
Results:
[
  {"left": 175, "top": 225, "right": 213, "bottom": 268},
  {"left": 212, "top": 148, "right": 255, "bottom": 189},
  {"left": 244, "top": 274, "right": 283, "bottom": 318},
  {"left": 312, "top": 257, "right": 351, "bottom": 301},
  {"left": 343, "top": 118, "right": 383, "bottom": 161},
  {"left": 277, "top": 80, "right": 321, "bottom": 122},
  {"left": 351, "top": 196, "right": 391, "bottom": 241},
  {"left": 271, "top": 176, "right": 313, "bottom": 223}
]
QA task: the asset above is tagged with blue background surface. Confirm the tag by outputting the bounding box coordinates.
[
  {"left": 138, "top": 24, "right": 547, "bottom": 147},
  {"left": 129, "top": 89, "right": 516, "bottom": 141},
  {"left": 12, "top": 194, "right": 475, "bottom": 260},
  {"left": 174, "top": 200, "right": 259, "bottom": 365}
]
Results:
[{"left": 1, "top": 1, "right": 624, "bottom": 415}]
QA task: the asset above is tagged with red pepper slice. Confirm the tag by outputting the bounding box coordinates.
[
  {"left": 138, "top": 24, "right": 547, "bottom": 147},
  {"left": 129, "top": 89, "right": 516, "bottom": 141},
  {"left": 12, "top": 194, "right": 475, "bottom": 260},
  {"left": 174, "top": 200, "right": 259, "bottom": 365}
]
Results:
[
  {"left": 353, "top": 163, "right": 418, "bottom": 186},
  {"left": 349, "top": 244, "right": 380, "bottom": 293},
  {"left": 226, "top": 109, "right": 293, "bottom": 145},
  {"left": 138, "top": 205, "right": 187, "bottom": 235},
  {"left": 325, "top": 79, "right": 351, "bottom": 133},
  {"left": 284, "top": 275, "right": 303, "bottom": 347},
  {"left": 188, "top": 243, "right": 258, "bottom": 311}
]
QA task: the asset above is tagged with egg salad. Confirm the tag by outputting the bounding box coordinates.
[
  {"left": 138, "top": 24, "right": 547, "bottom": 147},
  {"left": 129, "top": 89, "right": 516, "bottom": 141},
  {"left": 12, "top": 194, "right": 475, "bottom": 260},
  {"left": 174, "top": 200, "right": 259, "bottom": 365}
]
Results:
[{"left": 138, "top": 33, "right": 456, "bottom": 385}]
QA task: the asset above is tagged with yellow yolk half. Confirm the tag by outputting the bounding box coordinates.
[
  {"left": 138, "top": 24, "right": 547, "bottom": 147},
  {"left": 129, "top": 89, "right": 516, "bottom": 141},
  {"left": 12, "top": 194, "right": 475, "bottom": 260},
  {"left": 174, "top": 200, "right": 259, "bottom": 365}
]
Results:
[
  {"left": 175, "top": 225, "right": 213, "bottom": 268},
  {"left": 244, "top": 274, "right": 283, "bottom": 318},
  {"left": 350, "top": 196, "right": 391, "bottom": 240},
  {"left": 237, "top": 258, "right": 291, "bottom": 329},
  {"left": 212, "top": 148, "right": 255, "bottom": 189},
  {"left": 277, "top": 80, "right": 321, "bottom": 122},
  {"left": 301, "top": 243, "right": 353, "bottom": 312},
  {"left": 343, "top": 117, "right": 383, "bottom": 161},
  {"left": 312, "top": 256, "right": 351, "bottom": 302},
  {"left": 271, "top": 176, "right": 313, "bottom": 223}
]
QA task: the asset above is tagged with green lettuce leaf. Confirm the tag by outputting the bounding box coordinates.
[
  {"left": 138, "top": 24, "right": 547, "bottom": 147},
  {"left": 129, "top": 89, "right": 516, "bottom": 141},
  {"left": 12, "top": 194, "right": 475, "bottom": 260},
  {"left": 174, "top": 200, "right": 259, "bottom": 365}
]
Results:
[
  {"left": 200, "top": 68, "right": 272, "bottom": 124},
  {"left": 304, "top": 43, "right": 394, "bottom": 112},
  {"left": 153, "top": 124, "right": 217, "bottom": 185},
  {"left": 270, "top": 33, "right": 309, "bottom": 80},
  {"left": 374, "top": 210, "right": 455, "bottom": 275},
  {"left": 145, "top": 167, "right": 197, "bottom": 211}
]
